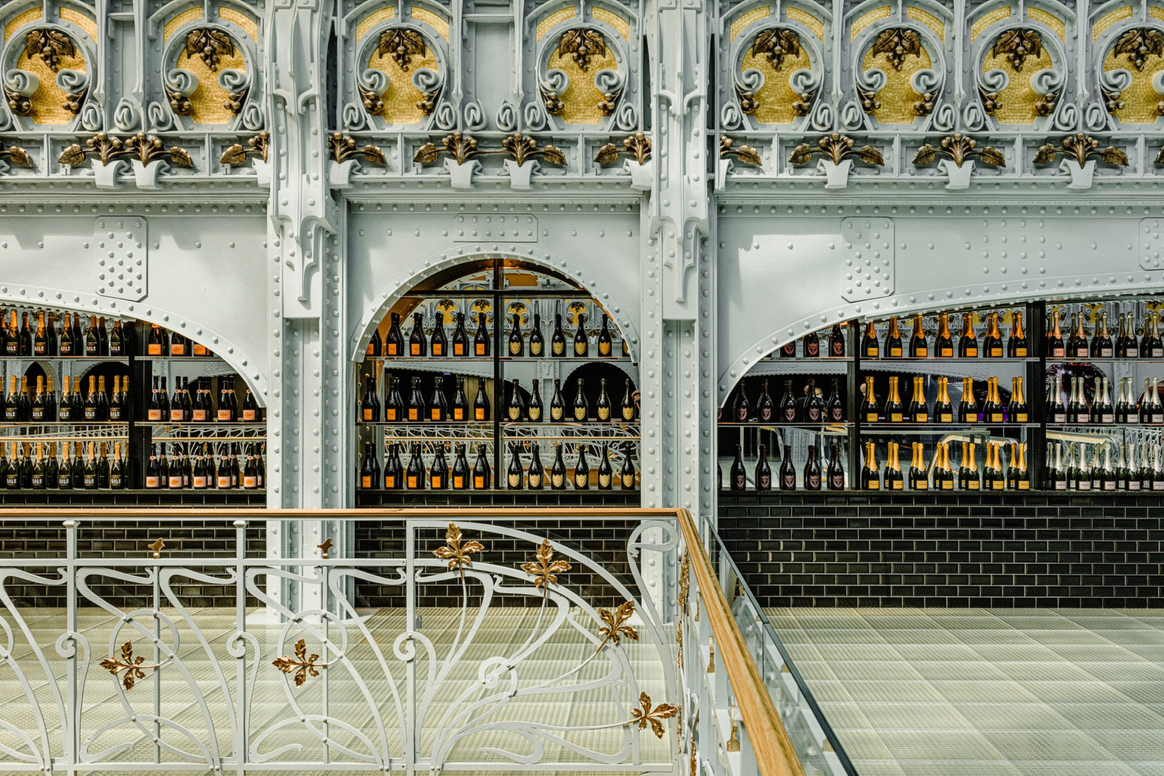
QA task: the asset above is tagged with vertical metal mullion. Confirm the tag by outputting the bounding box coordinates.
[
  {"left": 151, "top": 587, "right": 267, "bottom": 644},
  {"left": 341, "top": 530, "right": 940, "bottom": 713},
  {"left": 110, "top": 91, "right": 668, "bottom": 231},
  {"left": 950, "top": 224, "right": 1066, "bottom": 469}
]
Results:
[
  {"left": 850, "top": 318, "right": 862, "bottom": 487},
  {"left": 321, "top": 557, "right": 330, "bottom": 766},
  {"left": 493, "top": 259, "right": 503, "bottom": 486},
  {"left": 1031, "top": 300, "right": 1047, "bottom": 489},
  {"left": 234, "top": 519, "right": 247, "bottom": 776},
  {"left": 405, "top": 522, "right": 417, "bottom": 776},
  {"left": 152, "top": 546, "right": 161, "bottom": 764},
  {"left": 65, "top": 519, "right": 79, "bottom": 776}
]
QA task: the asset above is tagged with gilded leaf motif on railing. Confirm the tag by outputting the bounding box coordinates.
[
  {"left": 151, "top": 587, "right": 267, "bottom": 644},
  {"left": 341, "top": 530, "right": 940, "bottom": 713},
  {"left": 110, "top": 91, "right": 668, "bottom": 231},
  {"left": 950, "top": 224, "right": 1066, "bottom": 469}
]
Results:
[
  {"left": 220, "top": 131, "right": 270, "bottom": 165},
  {"left": 184, "top": 28, "right": 236, "bottom": 72},
  {"left": 58, "top": 133, "right": 194, "bottom": 168},
  {"left": 595, "top": 601, "right": 638, "bottom": 651},
  {"left": 0, "top": 146, "right": 34, "bottom": 169},
  {"left": 520, "top": 539, "right": 571, "bottom": 597},
  {"left": 272, "top": 638, "right": 328, "bottom": 686},
  {"left": 1033, "top": 133, "right": 1129, "bottom": 168},
  {"left": 432, "top": 522, "right": 484, "bottom": 580},
  {"left": 100, "top": 642, "right": 158, "bottom": 691},
  {"left": 628, "top": 691, "right": 678, "bottom": 738}
]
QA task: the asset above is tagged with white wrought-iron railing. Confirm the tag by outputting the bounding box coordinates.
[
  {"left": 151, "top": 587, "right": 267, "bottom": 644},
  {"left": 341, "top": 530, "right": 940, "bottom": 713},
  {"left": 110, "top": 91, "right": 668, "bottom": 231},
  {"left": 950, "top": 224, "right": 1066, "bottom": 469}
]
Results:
[{"left": 0, "top": 507, "right": 818, "bottom": 775}]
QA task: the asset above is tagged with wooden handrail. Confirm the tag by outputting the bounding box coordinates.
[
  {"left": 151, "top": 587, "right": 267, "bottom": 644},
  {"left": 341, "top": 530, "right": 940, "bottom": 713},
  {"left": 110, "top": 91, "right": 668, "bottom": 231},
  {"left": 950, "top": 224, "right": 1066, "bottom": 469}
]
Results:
[{"left": 676, "top": 508, "right": 806, "bottom": 776}]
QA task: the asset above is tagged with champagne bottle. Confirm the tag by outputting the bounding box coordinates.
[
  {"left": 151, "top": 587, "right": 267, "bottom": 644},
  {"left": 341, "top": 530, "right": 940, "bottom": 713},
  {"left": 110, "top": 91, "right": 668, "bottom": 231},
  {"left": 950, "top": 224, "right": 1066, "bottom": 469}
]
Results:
[
  {"left": 779, "top": 444, "right": 796, "bottom": 490},
  {"left": 730, "top": 444, "right": 747, "bottom": 491},
  {"left": 529, "top": 313, "right": 544, "bottom": 357},
  {"left": 1010, "top": 377, "right": 1029, "bottom": 423},
  {"left": 242, "top": 388, "right": 259, "bottom": 422},
  {"left": 984, "top": 312, "right": 1004, "bottom": 358},
  {"left": 528, "top": 444, "right": 545, "bottom": 489},
  {"left": 756, "top": 379, "right": 774, "bottom": 422},
  {"left": 361, "top": 375, "right": 381, "bottom": 422},
  {"left": 408, "top": 313, "right": 426, "bottom": 357},
  {"left": 934, "top": 377, "right": 953, "bottom": 422},
  {"left": 804, "top": 328, "right": 820, "bottom": 358},
  {"left": 803, "top": 445, "right": 821, "bottom": 490},
  {"left": 528, "top": 380, "right": 543, "bottom": 422},
  {"left": 384, "top": 375, "right": 404, "bottom": 421},
  {"left": 1148, "top": 377, "right": 1164, "bottom": 423},
  {"left": 909, "top": 376, "right": 928, "bottom": 423},
  {"left": 1073, "top": 311, "right": 1091, "bottom": 358},
  {"left": 1007, "top": 310, "right": 1027, "bottom": 357},
  {"left": 733, "top": 381, "right": 751, "bottom": 422},
  {"left": 1047, "top": 375, "right": 1066, "bottom": 423},
  {"left": 829, "top": 323, "right": 845, "bottom": 358},
  {"left": 59, "top": 313, "right": 73, "bottom": 356},
  {"left": 550, "top": 444, "right": 567, "bottom": 489},
  {"left": 960, "top": 442, "right": 979, "bottom": 490},
  {"left": 30, "top": 376, "right": 45, "bottom": 422},
  {"left": 1146, "top": 314, "right": 1163, "bottom": 357},
  {"left": 1115, "top": 313, "right": 1133, "bottom": 358},
  {"left": 883, "top": 376, "right": 904, "bottom": 423},
  {"left": 1093, "top": 377, "right": 1113, "bottom": 424},
  {"left": 473, "top": 379, "right": 490, "bottom": 421},
  {"left": 58, "top": 375, "right": 72, "bottom": 422},
  {"left": 597, "top": 314, "right": 613, "bottom": 357},
  {"left": 597, "top": 444, "right": 613, "bottom": 489},
  {"left": 17, "top": 376, "right": 29, "bottom": 421},
  {"left": 909, "top": 313, "right": 928, "bottom": 358},
  {"left": 429, "top": 376, "right": 447, "bottom": 421},
  {"left": 1092, "top": 311, "right": 1113, "bottom": 358},
  {"left": 596, "top": 378, "right": 612, "bottom": 421},
  {"left": 451, "top": 313, "right": 469, "bottom": 357},
  {"left": 216, "top": 378, "right": 234, "bottom": 422},
  {"left": 861, "top": 321, "right": 879, "bottom": 358},
  {"left": 936, "top": 443, "right": 954, "bottom": 490},
  {"left": 472, "top": 444, "right": 491, "bottom": 489},
  {"left": 430, "top": 443, "right": 448, "bottom": 489},
  {"left": 507, "top": 443, "right": 524, "bottom": 489},
  {"left": 83, "top": 376, "right": 98, "bottom": 421},
  {"left": 30, "top": 442, "right": 45, "bottom": 490},
  {"left": 885, "top": 316, "right": 903, "bottom": 358},
  {"left": 573, "top": 378, "right": 588, "bottom": 421},
  {"left": 621, "top": 444, "right": 636, "bottom": 489},
  {"left": 983, "top": 443, "right": 1003, "bottom": 490},
  {"left": 827, "top": 378, "right": 844, "bottom": 422},
  {"left": 33, "top": 312, "right": 47, "bottom": 356},
  {"left": 430, "top": 311, "right": 447, "bottom": 357},
  {"left": 366, "top": 325, "right": 382, "bottom": 358},
  {"left": 958, "top": 312, "right": 979, "bottom": 358},
  {"left": 754, "top": 444, "right": 772, "bottom": 491},
  {"left": 961, "top": 377, "right": 979, "bottom": 423},
  {"left": 827, "top": 444, "right": 845, "bottom": 490},
  {"left": 385, "top": 312, "right": 404, "bottom": 357},
  {"left": 147, "top": 322, "right": 167, "bottom": 356},
  {"left": 988, "top": 377, "right": 1005, "bottom": 423},
  {"left": 551, "top": 314, "right": 567, "bottom": 356},
  {"left": 507, "top": 378, "right": 525, "bottom": 421},
  {"left": 81, "top": 441, "right": 97, "bottom": 490},
  {"left": 882, "top": 442, "right": 901, "bottom": 490},
  {"left": 549, "top": 379, "right": 565, "bottom": 421},
  {"left": 44, "top": 375, "right": 57, "bottom": 422},
  {"left": 909, "top": 442, "right": 928, "bottom": 490},
  {"left": 2, "top": 376, "right": 16, "bottom": 423},
  {"left": 860, "top": 376, "right": 878, "bottom": 422},
  {"left": 359, "top": 442, "right": 380, "bottom": 490},
  {"left": 108, "top": 376, "right": 123, "bottom": 421},
  {"left": 449, "top": 376, "right": 466, "bottom": 421},
  {"left": 780, "top": 339, "right": 796, "bottom": 358},
  {"left": 406, "top": 443, "right": 426, "bottom": 489},
  {"left": 474, "top": 312, "right": 491, "bottom": 357},
  {"left": 806, "top": 379, "right": 825, "bottom": 422},
  {"left": 385, "top": 444, "right": 402, "bottom": 489},
  {"left": 621, "top": 379, "right": 636, "bottom": 421},
  {"left": 508, "top": 313, "right": 524, "bottom": 357},
  {"left": 935, "top": 313, "right": 953, "bottom": 358},
  {"left": 573, "top": 313, "right": 588, "bottom": 356},
  {"left": 405, "top": 377, "right": 424, "bottom": 421},
  {"left": 1046, "top": 310, "right": 1065, "bottom": 358}
]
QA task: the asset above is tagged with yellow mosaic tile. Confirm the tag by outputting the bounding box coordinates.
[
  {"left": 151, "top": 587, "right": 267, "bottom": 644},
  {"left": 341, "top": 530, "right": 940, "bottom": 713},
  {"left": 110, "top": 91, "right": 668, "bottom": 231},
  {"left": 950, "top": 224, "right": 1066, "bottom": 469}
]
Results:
[
  {"left": 786, "top": 7, "right": 824, "bottom": 41},
  {"left": 411, "top": 7, "right": 448, "bottom": 41},
  {"left": 218, "top": 7, "right": 258, "bottom": 42},
  {"left": 178, "top": 46, "right": 246, "bottom": 124},
  {"left": 592, "top": 7, "right": 630, "bottom": 41},
  {"left": 59, "top": 8, "right": 96, "bottom": 42},
  {"left": 970, "top": 5, "right": 1010, "bottom": 42},
  {"left": 851, "top": 5, "right": 891, "bottom": 42},
  {"left": 356, "top": 7, "right": 396, "bottom": 42},
  {"left": 164, "top": 7, "right": 204, "bottom": 42},
  {"left": 537, "top": 6, "right": 576, "bottom": 42},
  {"left": 982, "top": 48, "right": 1053, "bottom": 124},
  {"left": 743, "top": 47, "right": 812, "bottom": 124},
  {"left": 548, "top": 46, "right": 616, "bottom": 124},
  {"left": 367, "top": 46, "right": 439, "bottom": 124},
  {"left": 1106, "top": 48, "right": 1164, "bottom": 123},
  {"left": 730, "top": 5, "right": 771, "bottom": 41},
  {"left": 863, "top": 44, "right": 932, "bottom": 124},
  {"left": 907, "top": 6, "right": 944, "bottom": 43},
  {"left": 1152, "top": 6, "right": 1164, "bottom": 21},
  {"left": 16, "top": 46, "right": 85, "bottom": 125},
  {"left": 1026, "top": 7, "right": 1065, "bottom": 40},
  {"left": 5, "top": 7, "right": 42, "bottom": 41},
  {"left": 1092, "top": 5, "right": 1132, "bottom": 41}
]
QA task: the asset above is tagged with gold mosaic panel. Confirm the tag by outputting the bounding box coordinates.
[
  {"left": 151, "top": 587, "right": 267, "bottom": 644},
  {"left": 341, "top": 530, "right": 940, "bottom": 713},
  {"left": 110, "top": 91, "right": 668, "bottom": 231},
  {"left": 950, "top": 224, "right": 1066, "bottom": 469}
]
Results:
[
  {"left": 548, "top": 46, "right": 616, "bottom": 124},
  {"left": 1026, "top": 7, "right": 1065, "bottom": 40},
  {"left": 367, "top": 46, "right": 438, "bottom": 124},
  {"left": 1106, "top": 48, "right": 1163, "bottom": 123},
  {"left": 786, "top": 7, "right": 824, "bottom": 41},
  {"left": 177, "top": 46, "right": 246, "bottom": 124},
  {"left": 1093, "top": 5, "right": 1132, "bottom": 41},
  {"left": 906, "top": 6, "right": 944, "bottom": 42},
  {"left": 411, "top": 7, "right": 448, "bottom": 41},
  {"left": 59, "top": 8, "right": 96, "bottom": 41},
  {"left": 164, "top": 7, "right": 204, "bottom": 42},
  {"left": 356, "top": 8, "right": 396, "bottom": 41},
  {"left": 982, "top": 47, "right": 1053, "bottom": 123},
  {"left": 592, "top": 7, "right": 630, "bottom": 41},
  {"left": 15, "top": 45, "right": 84, "bottom": 125},
  {"left": 537, "top": 7, "right": 576, "bottom": 42},
  {"left": 218, "top": 7, "right": 257, "bottom": 42},
  {"left": 5, "top": 8, "right": 42, "bottom": 41},
  {"left": 730, "top": 5, "right": 771, "bottom": 41},
  {"left": 850, "top": 6, "right": 891, "bottom": 41},
  {"left": 862, "top": 44, "right": 932, "bottom": 124},
  {"left": 1152, "top": 6, "right": 1164, "bottom": 21},
  {"left": 742, "top": 47, "right": 811, "bottom": 124},
  {"left": 970, "top": 6, "right": 1010, "bottom": 42}
]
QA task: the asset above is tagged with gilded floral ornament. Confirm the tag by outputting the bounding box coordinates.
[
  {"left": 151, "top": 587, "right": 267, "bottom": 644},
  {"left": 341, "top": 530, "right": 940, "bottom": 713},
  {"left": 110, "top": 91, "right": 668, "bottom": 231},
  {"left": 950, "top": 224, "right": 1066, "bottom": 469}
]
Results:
[
  {"left": 272, "top": 638, "right": 328, "bottom": 686},
  {"left": 501, "top": 133, "right": 566, "bottom": 166},
  {"left": 990, "top": 29, "right": 1043, "bottom": 72},
  {"left": 432, "top": 522, "right": 484, "bottom": 580},
  {"left": 913, "top": 134, "right": 1005, "bottom": 169},
  {"left": 376, "top": 28, "right": 428, "bottom": 71},
  {"left": 539, "top": 84, "right": 565, "bottom": 116},
  {"left": 25, "top": 29, "right": 76, "bottom": 72},
  {"left": 0, "top": 145, "right": 34, "bottom": 169},
  {"left": 220, "top": 131, "right": 269, "bottom": 165},
  {"left": 719, "top": 137, "right": 762, "bottom": 166},
  {"left": 100, "top": 642, "right": 158, "bottom": 691},
  {"left": 166, "top": 85, "right": 194, "bottom": 117},
  {"left": 628, "top": 692, "right": 678, "bottom": 739},
  {"left": 1103, "top": 88, "right": 1126, "bottom": 115},
  {"left": 749, "top": 28, "right": 802, "bottom": 71},
  {"left": 520, "top": 539, "right": 571, "bottom": 597},
  {"left": 184, "top": 28, "right": 236, "bottom": 72},
  {"left": 595, "top": 601, "right": 639, "bottom": 651},
  {"left": 596, "top": 90, "right": 623, "bottom": 117},
  {"left": 870, "top": 28, "right": 923, "bottom": 71},
  {"left": 978, "top": 85, "right": 999, "bottom": 116},
  {"left": 59, "top": 133, "right": 194, "bottom": 168},
  {"left": 328, "top": 132, "right": 387, "bottom": 165},
  {"left": 414, "top": 132, "right": 479, "bottom": 165},
  {"left": 556, "top": 29, "right": 608, "bottom": 71},
  {"left": 913, "top": 91, "right": 935, "bottom": 117},
  {"left": 789, "top": 133, "right": 884, "bottom": 167},
  {"left": 594, "top": 132, "right": 652, "bottom": 165},
  {"left": 1113, "top": 28, "right": 1164, "bottom": 71},
  {"left": 857, "top": 84, "right": 881, "bottom": 113},
  {"left": 1153, "top": 146, "right": 1164, "bottom": 165},
  {"left": 735, "top": 84, "right": 759, "bottom": 115},
  {"left": 1033, "top": 133, "right": 1129, "bottom": 168},
  {"left": 4, "top": 86, "right": 32, "bottom": 117}
]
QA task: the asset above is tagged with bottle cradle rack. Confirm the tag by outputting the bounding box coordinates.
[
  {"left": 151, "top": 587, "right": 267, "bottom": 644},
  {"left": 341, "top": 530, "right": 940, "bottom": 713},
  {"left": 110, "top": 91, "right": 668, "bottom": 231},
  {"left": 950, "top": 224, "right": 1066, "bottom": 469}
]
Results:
[{"left": 719, "top": 298, "right": 1164, "bottom": 493}]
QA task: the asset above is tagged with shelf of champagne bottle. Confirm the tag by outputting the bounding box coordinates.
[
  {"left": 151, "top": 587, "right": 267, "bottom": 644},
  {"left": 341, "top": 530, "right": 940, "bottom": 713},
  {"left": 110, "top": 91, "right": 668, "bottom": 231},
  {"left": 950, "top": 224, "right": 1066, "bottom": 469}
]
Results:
[
  {"left": 859, "top": 310, "right": 1031, "bottom": 361},
  {"left": 1042, "top": 305, "right": 1164, "bottom": 364}
]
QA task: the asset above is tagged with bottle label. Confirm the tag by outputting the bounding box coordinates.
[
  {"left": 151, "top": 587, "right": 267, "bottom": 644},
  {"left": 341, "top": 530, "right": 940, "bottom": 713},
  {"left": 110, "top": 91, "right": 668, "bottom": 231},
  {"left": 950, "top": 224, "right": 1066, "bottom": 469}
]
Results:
[
  {"left": 575, "top": 473, "right": 588, "bottom": 487},
  {"left": 890, "top": 413, "right": 903, "bottom": 423},
  {"left": 5, "top": 474, "right": 17, "bottom": 488},
  {"left": 1015, "top": 348, "right": 1027, "bottom": 357},
  {"left": 941, "top": 480, "right": 953, "bottom": 490},
  {"left": 575, "top": 342, "right": 586, "bottom": 356},
  {"left": 361, "top": 475, "right": 372, "bottom": 489},
  {"left": 510, "top": 342, "right": 521, "bottom": 355},
  {"left": 474, "top": 476, "right": 486, "bottom": 489},
  {"left": 168, "top": 476, "right": 183, "bottom": 489},
  {"left": 31, "top": 475, "right": 43, "bottom": 488},
  {"left": 5, "top": 409, "right": 17, "bottom": 422},
  {"left": 1016, "top": 413, "right": 1029, "bottom": 423},
  {"left": 432, "top": 344, "right": 443, "bottom": 356},
  {"left": 109, "top": 408, "right": 121, "bottom": 421},
  {"left": 34, "top": 344, "right": 46, "bottom": 356},
  {"left": 111, "top": 475, "right": 122, "bottom": 489},
  {"left": 476, "top": 344, "right": 486, "bottom": 356},
  {"left": 453, "top": 344, "right": 463, "bottom": 356},
  {"left": 1129, "top": 480, "right": 1141, "bottom": 491},
  {"left": 193, "top": 410, "right": 208, "bottom": 421},
  {"left": 171, "top": 409, "right": 184, "bottom": 421},
  {"left": 866, "top": 413, "right": 878, "bottom": 423},
  {"left": 889, "top": 347, "right": 901, "bottom": 357},
  {"left": 939, "top": 413, "right": 953, "bottom": 423},
  {"left": 598, "top": 407, "right": 610, "bottom": 421},
  {"left": 452, "top": 409, "right": 463, "bottom": 421},
  {"left": 194, "top": 476, "right": 207, "bottom": 489},
  {"left": 243, "top": 410, "right": 256, "bottom": 421},
  {"left": 553, "top": 342, "right": 564, "bottom": 355},
  {"left": 1054, "top": 480, "right": 1067, "bottom": 491},
  {"left": 366, "top": 343, "right": 376, "bottom": 356},
  {"left": 551, "top": 409, "right": 564, "bottom": 421},
  {"left": 599, "top": 474, "right": 611, "bottom": 487},
  {"left": 1075, "top": 346, "right": 1088, "bottom": 357},
  {"left": 530, "top": 407, "right": 542, "bottom": 421},
  {"left": 408, "top": 476, "right": 418, "bottom": 489},
  {"left": 914, "top": 480, "right": 928, "bottom": 490},
  {"left": 530, "top": 343, "right": 542, "bottom": 356},
  {"left": 831, "top": 340, "right": 844, "bottom": 357},
  {"left": 1053, "top": 413, "right": 1066, "bottom": 423},
  {"left": 990, "top": 412, "right": 1004, "bottom": 423},
  {"left": 146, "top": 476, "right": 160, "bottom": 488},
  {"left": 475, "top": 408, "right": 486, "bottom": 421},
  {"left": 758, "top": 473, "right": 770, "bottom": 489},
  {"left": 509, "top": 474, "right": 521, "bottom": 487},
  {"left": 831, "top": 474, "right": 844, "bottom": 489},
  {"left": 1153, "top": 347, "right": 1163, "bottom": 357},
  {"left": 172, "top": 343, "right": 185, "bottom": 356},
  {"left": 509, "top": 408, "right": 521, "bottom": 420},
  {"left": 966, "top": 414, "right": 978, "bottom": 423},
  {"left": 599, "top": 342, "right": 611, "bottom": 356},
  {"left": 1101, "top": 347, "right": 1112, "bottom": 358},
  {"left": 915, "top": 347, "right": 927, "bottom": 357},
  {"left": 991, "top": 480, "right": 1004, "bottom": 490},
  {"left": 805, "top": 342, "right": 819, "bottom": 357},
  {"left": 218, "top": 476, "right": 232, "bottom": 488},
  {"left": 386, "top": 408, "right": 397, "bottom": 421},
  {"left": 783, "top": 473, "right": 796, "bottom": 489},
  {"left": 148, "top": 344, "right": 162, "bottom": 355},
  {"left": 410, "top": 343, "right": 421, "bottom": 356},
  {"left": 914, "top": 412, "right": 928, "bottom": 423},
  {"left": 890, "top": 480, "right": 903, "bottom": 490},
  {"left": 576, "top": 408, "right": 587, "bottom": 421},
  {"left": 193, "top": 344, "right": 210, "bottom": 356},
  {"left": 529, "top": 474, "right": 541, "bottom": 488},
  {"left": 1104, "top": 480, "right": 1116, "bottom": 491},
  {"left": 385, "top": 475, "right": 396, "bottom": 488},
  {"left": 807, "top": 408, "right": 821, "bottom": 422},
  {"left": 866, "top": 347, "right": 878, "bottom": 357},
  {"left": 940, "top": 348, "right": 953, "bottom": 358},
  {"left": 552, "top": 474, "right": 564, "bottom": 488},
  {"left": 622, "top": 474, "right": 635, "bottom": 488},
  {"left": 1101, "top": 413, "right": 1113, "bottom": 423},
  {"left": 1051, "top": 347, "right": 1065, "bottom": 357},
  {"left": 1154, "top": 414, "right": 1164, "bottom": 424},
  {"left": 965, "top": 347, "right": 978, "bottom": 357},
  {"left": 431, "top": 475, "right": 442, "bottom": 488},
  {"left": 432, "top": 409, "right": 443, "bottom": 421},
  {"left": 84, "top": 409, "right": 96, "bottom": 421},
  {"left": 217, "top": 410, "right": 233, "bottom": 421},
  {"left": 807, "top": 474, "right": 820, "bottom": 489},
  {"left": 452, "top": 475, "right": 463, "bottom": 489},
  {"left": 991, "top": 347, "right": 1003, "bottom": 358},
  {"left": 866, "top": 480, "right": 879, "bottom": 490},
  {"left": 31, "top": 408, "right": 43, "bottom": 421},
  {"left": 85, "top": 475, "right": 97, "bottom": 488},
  {"left": 408, "top": 409, "right": 419, "bottom": 421},
  {"left": 244, "top": 476, "right": 258, "bottom": 489},
  {"left": 1078, "top": 481, "right": 1091, "bottom": 491},
  {"left": 967, "top": 480, "right": 980, "bottom": 490}
]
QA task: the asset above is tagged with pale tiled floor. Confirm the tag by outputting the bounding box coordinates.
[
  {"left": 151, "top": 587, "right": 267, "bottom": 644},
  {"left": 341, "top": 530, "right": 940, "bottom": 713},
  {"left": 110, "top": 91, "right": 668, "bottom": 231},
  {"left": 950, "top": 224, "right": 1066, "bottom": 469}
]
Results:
[{"left": 767, "top": 608, "right": 1164, "bottom": 776}]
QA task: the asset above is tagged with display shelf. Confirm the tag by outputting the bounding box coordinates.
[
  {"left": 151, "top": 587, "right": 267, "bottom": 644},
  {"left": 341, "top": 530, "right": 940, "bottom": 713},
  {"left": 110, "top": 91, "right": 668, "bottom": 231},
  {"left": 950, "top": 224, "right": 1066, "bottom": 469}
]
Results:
[
  {"left": 136, "top": 356, "right": 228, "bottom": 364},
  {"left": 1046, "top": 423, "right": 1164, "bottom": 430},
  {"left": 360, "top": 421, "right": 494, "bottom": 428},
  {"left": 1045, "top": 357, "right": 1164, "bottom": 364},
  {"left": 137, "top": 421, "right": 264, "bottom": 428},
  {"left": 861, "top": 357, "right": 1038, "bottom": 364},
  {"left": 718, "top": 421, "right": 852, "bottom": 428},
  {"left": 500, "top": 355, "right": 634, "bottom": 363},
  {"left": 367, "top": 357, "right": 495, "bottom": 368},
  {"left": 861, "top": 422, "right": 1038, "bottom": 430},
  {"left": 0, "top": 421, "right": 128, "bottom": 428},
  {"left": 0, "top": 355, "right": 129, "bottom": 362}
]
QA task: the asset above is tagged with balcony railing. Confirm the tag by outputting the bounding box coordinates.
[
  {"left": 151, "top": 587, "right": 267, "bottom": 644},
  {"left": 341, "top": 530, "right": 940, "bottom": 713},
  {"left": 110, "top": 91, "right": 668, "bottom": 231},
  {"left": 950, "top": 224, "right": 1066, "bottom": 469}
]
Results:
[{"left": 0, "top": 507, "right": 818, "bottom": 775}]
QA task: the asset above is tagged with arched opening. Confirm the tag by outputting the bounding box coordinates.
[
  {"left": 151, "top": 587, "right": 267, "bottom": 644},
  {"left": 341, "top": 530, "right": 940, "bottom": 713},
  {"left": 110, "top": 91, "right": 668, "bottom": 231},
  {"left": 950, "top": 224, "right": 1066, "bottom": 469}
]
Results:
[{"left": 354, "top": 258, "right": 640, "bottom": 499}]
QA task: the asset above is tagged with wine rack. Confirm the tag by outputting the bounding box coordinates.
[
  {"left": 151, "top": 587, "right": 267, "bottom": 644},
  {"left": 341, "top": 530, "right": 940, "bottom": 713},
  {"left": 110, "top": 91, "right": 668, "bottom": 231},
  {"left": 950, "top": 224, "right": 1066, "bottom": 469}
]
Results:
[
  {"left": 0, "top": 305, "right": 264, "bottom": 493},
  {"left": 356, "top": 261, "right": 640, "bottom": 496}
]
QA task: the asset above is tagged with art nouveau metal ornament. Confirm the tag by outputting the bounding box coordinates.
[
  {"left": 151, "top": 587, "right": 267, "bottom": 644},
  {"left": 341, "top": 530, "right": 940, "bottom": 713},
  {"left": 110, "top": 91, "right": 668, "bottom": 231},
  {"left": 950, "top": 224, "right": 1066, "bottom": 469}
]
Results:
[
  {"left": 845, "top": 18, "right": 948, "bottom": 132},
  {"left": 967, "top": 21, "right": 1066, "bottom": 132},
  {"left": 343, "top": 19, "right": 447, "bottom": 131},
  {"left": 1095, "top": 20, "right": 1164, "bottom": 130},
  {"left": 1, "top": 19, "right": 96, "bottom": 132},
  {"left": 721, "top": 22, "right": 825, "bottom": 132},
  {"left": 527, "top": 21, "right": 637, "bottom": 132}
]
